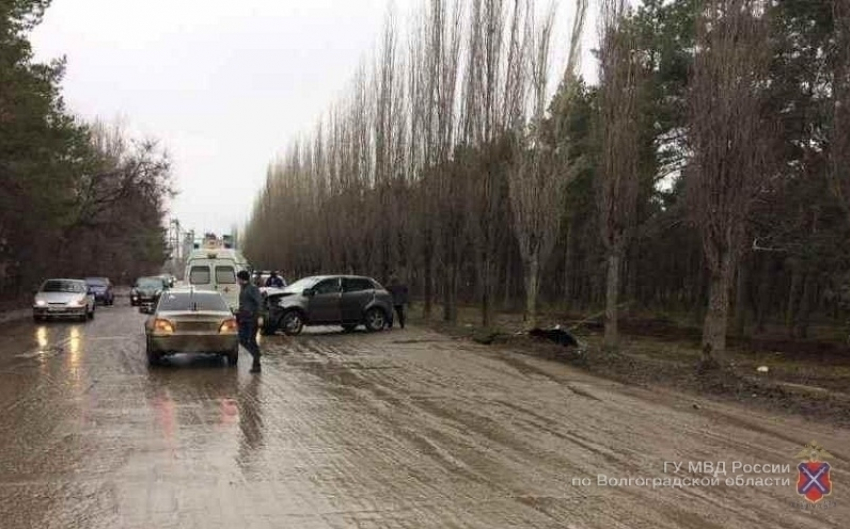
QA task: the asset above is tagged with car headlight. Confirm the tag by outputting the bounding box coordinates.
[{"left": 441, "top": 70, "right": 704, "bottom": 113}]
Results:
[
  {"left": 68, "top": 299, "right": 85, "bottom": 307},
  {"left": 35, "top": 300, "right": 46, "bottom": 307}
]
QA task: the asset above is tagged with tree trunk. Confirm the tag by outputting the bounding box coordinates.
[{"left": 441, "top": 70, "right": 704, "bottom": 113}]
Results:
[
  {"left": 443, "top": 264, "right": 458, "bottom": 324},
  {"left": 481, "top": 256, "right": 494, "bottom": 328},
  {"left": 524, "top": 254, "right": 540, "bottom": 328},
  {"left": 701, "top": 251, "right": 734, "bottom": 364},
  {"left": 785, "top": 263, "right": 803, "bottom": 337},
  {"left": 423, "top": 253, "right": 433, "bottom": 321},
  {"left": 503, "top": 255, "right": 512, "bottom": 311},
  {"left": 563, "top": 222, "right": 573, "bottom": 306},
  {"left": 732, "top": 256, "right": 749, "bottom": 337},
  {"left": 603, "top": 250, "right": 621, "bottom": 351},
  {"left": 794, "top": 272, "right": 816, "bottom": 339},
  {"left": 626, "top": 246, "right": 638, "bottom": 306}
]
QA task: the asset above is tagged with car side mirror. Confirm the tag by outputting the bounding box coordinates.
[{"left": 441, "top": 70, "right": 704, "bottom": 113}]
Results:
[{"left": 303, "top": 288, "right": 315, "bottom": 297}]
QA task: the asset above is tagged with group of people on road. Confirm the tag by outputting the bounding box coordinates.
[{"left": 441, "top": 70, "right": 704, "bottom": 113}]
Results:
[{"left": 235, "top": 270, "right": 410, "bottom": 375}]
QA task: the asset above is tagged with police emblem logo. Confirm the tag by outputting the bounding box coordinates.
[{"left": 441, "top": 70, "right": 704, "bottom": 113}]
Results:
[{"left": 795, "top": 441, "right": 833, "bottom": 504}]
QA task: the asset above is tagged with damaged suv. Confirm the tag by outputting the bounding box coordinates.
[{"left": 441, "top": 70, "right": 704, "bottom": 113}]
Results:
[{"left": 261, "top": 275, "right": 393, "bottom": 335}]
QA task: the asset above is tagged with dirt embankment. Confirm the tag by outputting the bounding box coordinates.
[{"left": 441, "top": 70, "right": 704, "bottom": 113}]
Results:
[{"left": 411, "top": 308, "right": 850, "bottom": 428}]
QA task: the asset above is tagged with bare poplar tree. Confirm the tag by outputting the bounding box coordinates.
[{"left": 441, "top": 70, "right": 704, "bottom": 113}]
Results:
[
  {"left": 596, "top": 0, "right": 643, "bottom": 350},
  {"left": 687, "top": 0, "right": 774, "bottom": 364},
  {"left": 509, "top": 0, "right": 586, "bottom": 328}
]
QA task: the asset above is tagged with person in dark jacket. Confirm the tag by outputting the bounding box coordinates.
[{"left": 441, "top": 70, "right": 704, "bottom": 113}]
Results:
[
  {"left": 237, "top": 270, "right": 263, "bottom": 373},
  {"left": 386, "top": 274, "right": 409, "bottom": 329},
  {"left": 265, "top": 271, "right": 285, "bottom": 288}
]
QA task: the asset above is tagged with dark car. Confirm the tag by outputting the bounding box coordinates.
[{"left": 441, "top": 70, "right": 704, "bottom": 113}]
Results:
[
  {"left": 85, "top": 277, "right": 114, "bottom": 305},
  {"left": 261, "top": 275, "right": 393, "bottom": 335},
  {"left": 143, "top": 287, "right": 238, "bottom": 366},
  {"left": 131, "top": 276, "right": 168, "bottom": 307}
]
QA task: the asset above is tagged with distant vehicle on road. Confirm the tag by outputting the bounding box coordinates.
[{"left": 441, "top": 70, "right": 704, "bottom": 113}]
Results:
[
  {"left": 261, "top": 275, "right": 393, "bottom": 336},
  {"left": 33, "top": 278, "right": 96, "bottom": 322},
  {"left": 131, "top": 276, "right": 168, "bottom": 307},
  {"left": 85, "top": 277, "right": 114, "bottom": 305},
  {"left": 143, "top": 287, "right": 239, "bottom": 366},
  {"left": 184, "top": 248, "right": 249, "bottom": 312}
]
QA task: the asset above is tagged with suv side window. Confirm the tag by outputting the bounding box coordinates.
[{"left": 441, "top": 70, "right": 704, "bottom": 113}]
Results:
[
  {"left": 343, "top": 278, "right": 374, "bottom": 292},
  {"left": 314, "top": 278, "right": 341, "bottom": 295}
]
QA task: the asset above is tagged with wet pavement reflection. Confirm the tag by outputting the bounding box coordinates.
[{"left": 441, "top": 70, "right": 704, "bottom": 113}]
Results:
[{"left": 0, "top": 303, "right": 848, "bottom": 528}]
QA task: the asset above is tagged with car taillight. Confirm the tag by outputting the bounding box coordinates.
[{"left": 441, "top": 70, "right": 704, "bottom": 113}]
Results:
[
  {"left": 219, "top": 318, "right": 238, "bottom": 334},
  {"left": 153, "top": 319, "right": 174, "bottom": 335}
]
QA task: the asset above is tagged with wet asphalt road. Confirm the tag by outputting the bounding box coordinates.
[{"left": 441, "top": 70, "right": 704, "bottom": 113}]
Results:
[{"left": 0, "top": 301, "right": 847, "bottom": 528}]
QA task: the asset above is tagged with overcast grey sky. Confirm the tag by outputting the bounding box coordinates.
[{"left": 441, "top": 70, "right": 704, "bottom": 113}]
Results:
[{"left": 30, "top": 0, "right": 596, "bottom": 238}]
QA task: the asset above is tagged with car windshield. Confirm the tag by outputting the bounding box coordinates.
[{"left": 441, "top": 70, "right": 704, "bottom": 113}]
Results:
[
  {"left": 136, "top": 278, "right": 163, "bottom": 288},
  {"left": 157, "top": 292, "right": 229, "bottom": 312},
  {"left": 284, "top": 277, "right": 320, "bottom": 292},
  {"left": 41, "top": 280, "right": 84, "bottom": 293},
  {"left": 85, "top": 278, "right": 107, "bottom": 286}
]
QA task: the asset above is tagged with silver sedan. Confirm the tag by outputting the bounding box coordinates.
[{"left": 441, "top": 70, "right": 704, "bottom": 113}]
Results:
[
  {"left": 33, "top": 278, "right": 96, "bottom": 322},
  {"left": 143, "top": 287, "right": 239, "bottom": 366}
]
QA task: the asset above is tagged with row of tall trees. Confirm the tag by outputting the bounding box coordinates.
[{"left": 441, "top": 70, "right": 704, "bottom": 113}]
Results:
[
  {"left": 0, "top": 0, "right": 173, "bottom": 294},
  {"left": 244, "top": 0, "right": 850, "bottom": 362}
]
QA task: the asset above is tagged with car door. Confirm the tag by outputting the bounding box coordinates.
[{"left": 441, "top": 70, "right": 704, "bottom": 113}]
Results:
[
  {"left": 341, "top": 277, "right": 374, "bottom": 323},
  {"left": 307, "top": 278, "right": 342, "bottom": 323},
  {"left": 213, "top": 264, "right": 239, "bottom": 310}
]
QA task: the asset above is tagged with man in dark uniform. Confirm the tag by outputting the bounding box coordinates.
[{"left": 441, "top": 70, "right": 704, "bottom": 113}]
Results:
[
  {"left": 237, "top": 270, "right": 263, "bottom": 373},
  {"left": 386, "top": 274, "right": 409, "bottom": 329},
  {"left": 265, "top": 271, "right": 285, "bottom": 288}
]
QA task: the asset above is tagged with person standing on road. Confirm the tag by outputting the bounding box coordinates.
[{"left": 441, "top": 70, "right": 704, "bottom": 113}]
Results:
[
  {"left": 265, "top": 271, "right": 285, "bottom": 288},
  {"left": 237, "top": 270, "right": 263, "bottom": 373},
  {"left": 386, "top": 274, "right": 409, "bottom": 329}
]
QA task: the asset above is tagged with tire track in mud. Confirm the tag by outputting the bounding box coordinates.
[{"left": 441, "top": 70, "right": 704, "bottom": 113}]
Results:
[
  {"left": 262, "top": 327, "right": 849, "bottom": 529},
  {"left": 271, "top": 332, "right": 673, "bottom": 524}
]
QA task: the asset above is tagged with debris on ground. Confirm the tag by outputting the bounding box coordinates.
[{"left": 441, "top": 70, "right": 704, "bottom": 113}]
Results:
[{"left": 528, "top": 326, "right": 580, "bottom": 347}]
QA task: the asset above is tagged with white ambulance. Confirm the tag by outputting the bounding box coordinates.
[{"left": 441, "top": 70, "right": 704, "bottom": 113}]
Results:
[{"left": 183, "top": 247, "right": 250, "bottom": 312}]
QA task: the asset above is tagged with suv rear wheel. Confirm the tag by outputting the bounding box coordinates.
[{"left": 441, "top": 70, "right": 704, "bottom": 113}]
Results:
[{"left": 364, "top": 308, "right": 387, "bottom": 332}]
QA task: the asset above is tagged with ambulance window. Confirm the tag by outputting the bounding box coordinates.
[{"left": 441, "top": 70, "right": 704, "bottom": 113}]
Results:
[
  {"left": 189, "top": 266, "right": 211, "bottom": 285},
  {"left": 216, "top": 266, "right": 236, "bottom": 284}
]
